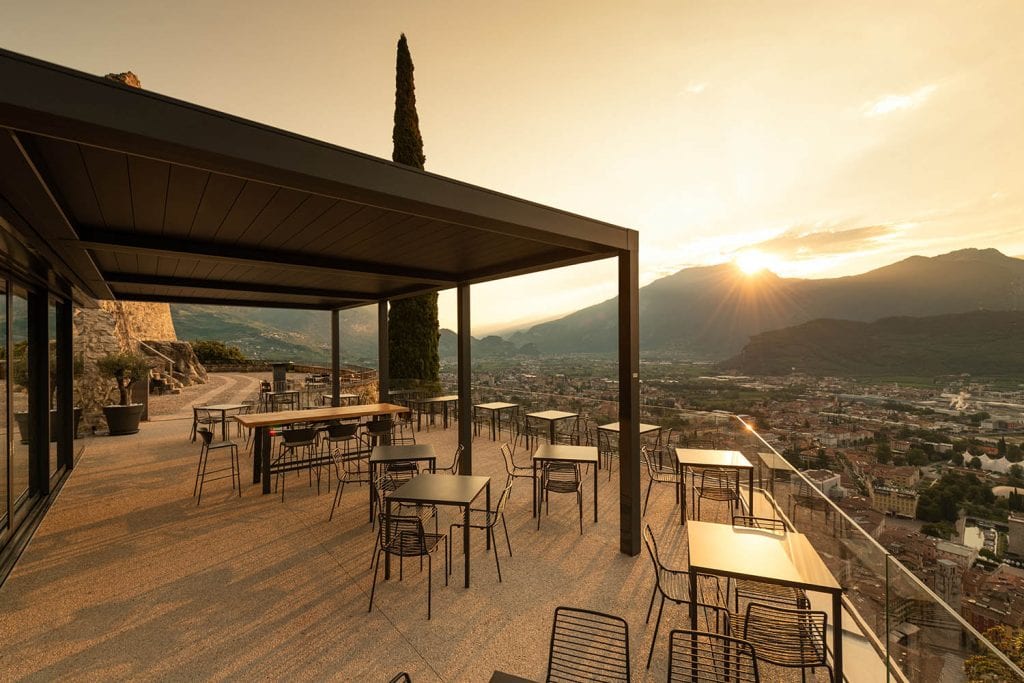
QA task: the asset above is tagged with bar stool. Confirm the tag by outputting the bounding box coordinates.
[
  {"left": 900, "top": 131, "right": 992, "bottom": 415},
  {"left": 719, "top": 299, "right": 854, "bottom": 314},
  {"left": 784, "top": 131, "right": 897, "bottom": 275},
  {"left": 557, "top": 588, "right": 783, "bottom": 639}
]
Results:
[{"left": 193, "top": 429, "right": 240, "bottom": 504}]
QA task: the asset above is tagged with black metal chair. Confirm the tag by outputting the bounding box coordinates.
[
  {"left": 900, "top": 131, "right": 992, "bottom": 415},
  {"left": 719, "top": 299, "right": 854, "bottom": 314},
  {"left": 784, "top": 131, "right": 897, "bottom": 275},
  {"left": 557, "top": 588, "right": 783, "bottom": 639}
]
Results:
[
  {"left": 327, "top": 423, "right": 371, "bottom": 521},
  {"left": 365, "top": 418, "right": 395, "bottom": 447},
  {"left": 193, "top": 429, "right": 241, "bottom": 505},
  {"left": 597, "top": 428, "right": 618, "bottom": 480},
  {"left": 449, "top": 479, "right": 513, "bottom": 582},
  {"left": 736, "top": 602, "right": 833, "bottom": 682},
  {"left": 667, "top": 629, "right": 760, "bottom": 682},
  {"left": 537, "top": 462, "right": 583, "bottom": 534},
  {"left": 190, "top": 405, "right": 214, "bottom": 442},
  {"left": 387, "top": 674, "right": 412, "bottom": 683},
  {"left": 694, "top": 468, "right": 740, "bottom": 520},
  {"left": 501, "top": 442, "right": 533, "bottom": 494},
  {"left": 642, "top": 523, "right": 726, "bottom": 669},
  {"left": 438, "top": 444, "right": 464, "bottom": 475},
  {"left": 641, "top": 445, "right": 679, "bottom": 515},
  {"left": 368, "top": 513, "right": 448, "bottom": 620},
  {"left": 515, "top": 414, "right": 544, "bottom": 455},
  {"left": 545, "top": 606, "right": 630, "bottom": 682}
]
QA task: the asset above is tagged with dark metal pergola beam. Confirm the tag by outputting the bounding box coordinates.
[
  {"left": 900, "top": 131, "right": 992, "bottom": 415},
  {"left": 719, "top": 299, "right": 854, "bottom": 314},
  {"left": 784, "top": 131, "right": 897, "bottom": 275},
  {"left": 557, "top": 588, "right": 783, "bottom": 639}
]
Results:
[
  {"left": 120, "top": 293, "right": 350, "bottom": 310},
  {"left": 74, "top": 227, "right": 458, "bottom": 286},
  {"left": 102, "top": 272, "right": 380, "bottom": 303}
]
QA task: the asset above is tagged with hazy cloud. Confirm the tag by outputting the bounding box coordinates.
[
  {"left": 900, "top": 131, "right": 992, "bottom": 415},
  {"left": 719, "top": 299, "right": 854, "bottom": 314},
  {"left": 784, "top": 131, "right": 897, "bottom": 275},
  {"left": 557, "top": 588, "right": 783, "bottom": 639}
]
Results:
[
  {"left": 862, "top": 85, "right": 937, "bottom": 117},
  {"left": 685, "top": 81, "right": 707, "bottom": 94},
  {"left": 745, "top": 224, "right": 897, "bottom": 260}
]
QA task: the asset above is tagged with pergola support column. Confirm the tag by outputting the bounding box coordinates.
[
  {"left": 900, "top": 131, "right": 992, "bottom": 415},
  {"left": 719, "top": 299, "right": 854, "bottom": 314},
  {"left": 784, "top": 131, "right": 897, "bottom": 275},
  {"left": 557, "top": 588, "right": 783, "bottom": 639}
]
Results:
[
  {"left": 377, "top": 300, "right": 389, "bottom": 402},
  {"left": 618, "top": 240, "right": 641, "bottom": 556},
  {"left": 457, "top": 283, "right": 472, "bottom": 474},
  {"left": 330, "top": 309, "right": 340, "bottom": 407}
]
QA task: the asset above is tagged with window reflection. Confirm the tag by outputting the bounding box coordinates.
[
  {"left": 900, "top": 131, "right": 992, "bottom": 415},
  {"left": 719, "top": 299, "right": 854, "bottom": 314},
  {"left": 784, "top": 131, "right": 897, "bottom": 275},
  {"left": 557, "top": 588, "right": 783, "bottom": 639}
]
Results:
[{"left": 10, "top": 289, "right": 29, "bottom": 509}]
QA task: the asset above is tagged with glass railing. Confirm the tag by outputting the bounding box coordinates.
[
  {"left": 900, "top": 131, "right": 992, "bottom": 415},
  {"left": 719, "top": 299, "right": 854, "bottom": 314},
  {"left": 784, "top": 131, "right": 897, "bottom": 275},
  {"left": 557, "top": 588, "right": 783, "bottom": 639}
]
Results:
[{"left": 460, "top": 384, "right": 1024, "bottom": 682}]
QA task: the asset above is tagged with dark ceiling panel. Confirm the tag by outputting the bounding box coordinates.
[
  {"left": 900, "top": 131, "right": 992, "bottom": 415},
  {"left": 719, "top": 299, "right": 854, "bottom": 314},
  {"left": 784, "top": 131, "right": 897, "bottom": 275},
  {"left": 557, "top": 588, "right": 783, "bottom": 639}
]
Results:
[
  {"left": 26, "top": 137, "right": 104, "bottom": 228},
  {"left": 290, "top": 200, "right": 365, "bottom": 251},
  {"left": 214, "top": 181, "right": 277, "bottom": 243},
  {"left": 162, "top": 164, "right": 209, "bottom": 238},
  {"left": 127, "top": 155, "right": 168, "bottom": 233},
  {"left": 237, "top": 187, "right": 307, "bottom": 244},
  {"left": 79, "top": 146, "right": 133, "bottom": 229},
  {"left": 190, "top": 173, "right": 243, "bottom": 238},
  {"left": 256, "top": 194, "right": 336, "bottom": 249}
]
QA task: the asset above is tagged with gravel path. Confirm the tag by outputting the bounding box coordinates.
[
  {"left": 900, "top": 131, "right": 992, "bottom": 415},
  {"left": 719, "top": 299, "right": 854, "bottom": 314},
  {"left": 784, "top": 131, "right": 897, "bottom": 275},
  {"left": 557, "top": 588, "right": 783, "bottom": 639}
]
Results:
[{"left": 147, "top": 372, "right": 267, "bottom": 421}]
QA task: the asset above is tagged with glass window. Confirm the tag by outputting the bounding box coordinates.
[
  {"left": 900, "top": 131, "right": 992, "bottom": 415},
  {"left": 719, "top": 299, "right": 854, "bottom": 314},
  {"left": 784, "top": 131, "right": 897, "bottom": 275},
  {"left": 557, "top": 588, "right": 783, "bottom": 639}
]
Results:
[
  {"left": 0, "top": 283, "right": 7, "bottom": 529},
  {"left": 10, "top": 288, "right": 29, "bottom": 510},
  {"left": 48, "top": 301, "right": 59, "bottom": 482}
]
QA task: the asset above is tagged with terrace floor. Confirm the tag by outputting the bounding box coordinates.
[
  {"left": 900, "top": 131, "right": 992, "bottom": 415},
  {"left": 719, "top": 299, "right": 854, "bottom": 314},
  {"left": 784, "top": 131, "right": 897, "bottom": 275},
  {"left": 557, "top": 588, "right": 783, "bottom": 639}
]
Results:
[{"left": 0, "top": 374, "right": 832, "bottom": 681}]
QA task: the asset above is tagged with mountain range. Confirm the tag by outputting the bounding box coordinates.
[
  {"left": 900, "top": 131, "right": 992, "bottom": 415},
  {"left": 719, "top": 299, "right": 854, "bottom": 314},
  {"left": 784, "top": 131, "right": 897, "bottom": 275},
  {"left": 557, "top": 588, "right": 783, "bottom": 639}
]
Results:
[{"left": 169, "top": 248, "right": 1024, "bottom": 365}]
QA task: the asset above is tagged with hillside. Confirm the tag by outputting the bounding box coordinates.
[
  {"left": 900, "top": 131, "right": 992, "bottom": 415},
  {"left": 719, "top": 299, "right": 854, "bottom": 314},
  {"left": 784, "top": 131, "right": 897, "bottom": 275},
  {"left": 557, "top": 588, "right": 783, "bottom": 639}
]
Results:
[
  {"left": 723, "top": 310, "right": 1024, "bottom": 377},
  {"left": 170, "top": 304, "right": 378, "bottom": 364},
  {"left": 510, "top": 248, "right": 1024, "bottom": 358}
]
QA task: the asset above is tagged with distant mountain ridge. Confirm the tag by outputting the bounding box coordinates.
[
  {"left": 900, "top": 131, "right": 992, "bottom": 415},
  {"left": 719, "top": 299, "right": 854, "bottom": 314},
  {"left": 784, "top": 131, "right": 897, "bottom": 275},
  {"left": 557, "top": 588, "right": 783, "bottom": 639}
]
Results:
[
  {"left": 510, "top": 248, "right": 1024, "bottom": 358},
  {"left": 723, "top": 310, "right": 1024, "bottom": 377}
]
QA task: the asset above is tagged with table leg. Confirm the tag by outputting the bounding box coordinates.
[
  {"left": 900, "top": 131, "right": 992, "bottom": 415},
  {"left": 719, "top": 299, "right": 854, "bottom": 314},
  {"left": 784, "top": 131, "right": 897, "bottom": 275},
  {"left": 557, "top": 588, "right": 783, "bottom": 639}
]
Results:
[
  {"left": 748, "top": 469, "right": 754, "bottom": 514},
  {"left": 833, "top": 591, "right": 843, "bottom": 679},
  {"left": 532, "top": 460, "right": 538, "bottom": 518},
  {"left": 491, "top": 411, "right": 497, "bottom": 440},
  {"left": 593, "top": 458, "right": 598, "bottom": 523},
  {"left": 463, "top": 502, "right": 471, "bottom": 588},
  {"left": 688, "top": 572, "right": 698, "bottom": 627},
  {"left": 384, "top": 498, "right": 393, "bottom": 580},
  {"left": 221, "top": 413, "right": 228, "bottom": 441},
  {"left": 549, "top": 421, "right": 556, "bottom": 445},
  {"left": 485, "top": 481, "right": 492, "bottom": 550},
  {"left": 253, "top": 426, "right": 264, "bottom": 485},
  {"left": 679, "top": 464, "right": 686, "bottom": 526},
  {"left": 368, "top": 461, "right": 376, "bottom": 524},
  {"left": 260, "top": 428, "right": 271, "bottom": 494}
]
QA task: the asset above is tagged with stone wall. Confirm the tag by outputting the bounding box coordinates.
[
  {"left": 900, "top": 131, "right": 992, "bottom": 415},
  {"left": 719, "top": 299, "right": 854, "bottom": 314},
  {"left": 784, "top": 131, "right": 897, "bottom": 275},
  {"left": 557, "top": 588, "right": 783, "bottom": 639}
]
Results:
[{"left": 98, "top": 301, "right": 177, "bottom": 342}]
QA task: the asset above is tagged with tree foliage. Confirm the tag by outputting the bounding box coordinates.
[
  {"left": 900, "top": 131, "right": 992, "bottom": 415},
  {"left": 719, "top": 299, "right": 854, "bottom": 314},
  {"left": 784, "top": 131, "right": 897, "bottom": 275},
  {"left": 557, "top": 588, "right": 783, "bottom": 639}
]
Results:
[
  {"left": 387, "top": 33, "right": 439, "bottom": 387},
  {"left": 96, "top": 352, "right": 150, "bottom": 405},
  {"left": 192, "top": 340, "right": 246, "bottom": 364},
  {"left": 965, "top": 626, "right": 1024, "bottom": 681},
  {"left": 917, "top": 471, "right": 994, "bottom": 522}
]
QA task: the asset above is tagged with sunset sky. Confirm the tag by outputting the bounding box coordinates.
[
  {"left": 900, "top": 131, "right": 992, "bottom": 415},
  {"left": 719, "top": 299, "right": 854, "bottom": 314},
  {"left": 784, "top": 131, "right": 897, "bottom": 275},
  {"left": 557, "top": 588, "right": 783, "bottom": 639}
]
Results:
[{"left": 2, "top": 1, "right": 1022, "bottom": 333}]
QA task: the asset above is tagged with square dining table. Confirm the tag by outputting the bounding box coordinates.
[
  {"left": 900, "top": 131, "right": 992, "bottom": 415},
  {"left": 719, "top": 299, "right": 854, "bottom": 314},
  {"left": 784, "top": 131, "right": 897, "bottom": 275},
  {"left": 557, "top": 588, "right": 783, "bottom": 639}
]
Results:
[
  {"left": 687, "top": 520, "right": 844, "bottom": 678},
  {"left": 474, "top": 402, "right": 519, "bottom": 440},
  {"left": 411, "top": 395, "right": 460, "bottom": 430},
  {"left": 202, "top": 403, "right": 248, "bottom": 441},
  {"left": 531, "top": 443, "right": 599, "bottom": 524},
  {"left": 386, "top": 473, "right": 490, "bottom": 588},
  {"left": 369, "top": 443, "right": 437, "bottom": 523},
  {"left": 674, "top": 448, "right": 754, "bottom": 525},
  {"left": 526, "top": 410, "right": 579, "bottom": 445}
]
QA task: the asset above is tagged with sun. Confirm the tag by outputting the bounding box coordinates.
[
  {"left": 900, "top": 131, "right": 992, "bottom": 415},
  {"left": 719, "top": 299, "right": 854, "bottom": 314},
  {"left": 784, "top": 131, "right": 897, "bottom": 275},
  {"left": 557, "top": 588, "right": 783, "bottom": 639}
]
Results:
[{"left": 734, "top": 249, "right": 778, "bottom": 275}]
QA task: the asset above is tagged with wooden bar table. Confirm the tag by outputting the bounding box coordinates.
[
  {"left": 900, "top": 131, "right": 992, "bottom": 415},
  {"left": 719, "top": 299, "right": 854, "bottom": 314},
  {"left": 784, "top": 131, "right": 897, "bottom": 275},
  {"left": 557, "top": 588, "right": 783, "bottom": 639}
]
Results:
[
  {"left": 687, "top": 520, "right": 844, "bottom": 678},
  {"left": 236, "top": 403, "right": 409, "bottom": 494}
]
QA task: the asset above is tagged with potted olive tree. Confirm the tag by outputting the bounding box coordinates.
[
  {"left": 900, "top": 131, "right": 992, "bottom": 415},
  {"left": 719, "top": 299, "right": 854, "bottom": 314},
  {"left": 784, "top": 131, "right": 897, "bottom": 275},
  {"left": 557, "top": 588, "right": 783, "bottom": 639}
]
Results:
[{"left": 97, "top": 352, "right": 150, "bottom": 435}]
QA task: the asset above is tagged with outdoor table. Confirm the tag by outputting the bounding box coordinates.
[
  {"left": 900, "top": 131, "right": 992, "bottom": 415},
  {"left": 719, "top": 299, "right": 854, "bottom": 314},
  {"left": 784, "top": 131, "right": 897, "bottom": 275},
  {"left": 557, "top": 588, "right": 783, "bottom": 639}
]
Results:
[
  {"left": 474, "top": 402, "right": 519, "bottom": 440},
  {"left": 531, "top": 443, "right": 598, "bottom": 523},
  {"left": 686, "top": 520, "right": 844, "bottom": 678},
  {"left": 265, "top": 389, "right": 300, "bottom": 411},
  {"left": 386, "top": 473, "right": 490, "bottom": 588},
  {"left": 674, "top": 448, "right": 754, "bottom": 525},
  {"left": 411, "top": 395, "right": 459, "bottom": 430},
  {"left": 526, "top": 410, "right": 578, "bottom": 445},
  {"left": 757, "top": 450, "right": 795, "bottom": 494},
  {"left": 320, "top": 392, "right": 359, "bottom": 406},
  {"left": 369, "top": 443, "right": 437, "bottom": 524},
  {"left": 202, "top": 403, "right": 247, "bottom": 441},
  {"left": 236, "top": 403, "right": 409, "bottom": 494}
]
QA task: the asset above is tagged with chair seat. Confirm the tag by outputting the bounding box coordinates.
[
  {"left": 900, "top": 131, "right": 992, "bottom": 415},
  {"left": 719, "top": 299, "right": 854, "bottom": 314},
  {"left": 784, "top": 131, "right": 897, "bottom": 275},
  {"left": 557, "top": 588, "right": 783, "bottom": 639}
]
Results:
[
  {"left": 385, "top": 531, "right": 446, "bottom": 557},
  {"left": 697, "top": 487, "right": 738, "bottom": 501},
  {"left": 207, "top": 440, "right": 238, "bottom": 451},
  {"left": 453, "top": 507, "right": 499, "bottom": 529}
]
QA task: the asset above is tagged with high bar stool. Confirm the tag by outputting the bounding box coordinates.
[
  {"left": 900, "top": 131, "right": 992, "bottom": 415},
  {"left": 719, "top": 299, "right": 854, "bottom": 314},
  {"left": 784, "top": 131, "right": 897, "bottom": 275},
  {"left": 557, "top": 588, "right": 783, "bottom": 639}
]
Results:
[{"left": 194, "top": 429, "right": 241, "bottom": 505}]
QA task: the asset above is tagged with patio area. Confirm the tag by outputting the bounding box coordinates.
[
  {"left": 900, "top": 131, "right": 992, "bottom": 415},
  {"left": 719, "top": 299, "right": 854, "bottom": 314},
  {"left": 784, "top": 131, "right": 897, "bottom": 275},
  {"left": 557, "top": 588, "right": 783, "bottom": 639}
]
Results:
[{"left": 0, "top": 376, "right": 832, "bottom": 681}]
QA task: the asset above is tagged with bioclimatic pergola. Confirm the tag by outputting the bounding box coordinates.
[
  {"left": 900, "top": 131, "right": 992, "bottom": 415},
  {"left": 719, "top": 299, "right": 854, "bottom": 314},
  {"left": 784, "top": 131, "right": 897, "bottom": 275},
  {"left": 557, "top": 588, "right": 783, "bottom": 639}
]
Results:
[{"left": 0, "top": 48, "right": 643, "bottom": 554}]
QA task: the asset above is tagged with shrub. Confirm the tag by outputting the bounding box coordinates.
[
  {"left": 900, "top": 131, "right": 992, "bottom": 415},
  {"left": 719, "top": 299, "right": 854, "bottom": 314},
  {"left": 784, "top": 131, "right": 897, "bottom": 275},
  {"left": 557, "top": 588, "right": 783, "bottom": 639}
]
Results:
[{"left": 192, "top": 340, "right": 246, "bottom": 364}]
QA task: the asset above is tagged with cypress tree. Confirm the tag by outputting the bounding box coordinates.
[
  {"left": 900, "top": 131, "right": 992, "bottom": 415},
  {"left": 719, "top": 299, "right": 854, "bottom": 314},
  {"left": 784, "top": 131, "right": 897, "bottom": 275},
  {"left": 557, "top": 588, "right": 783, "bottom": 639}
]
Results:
[{"left": 388, "top": 33, "right": 439, "bottom": 390}]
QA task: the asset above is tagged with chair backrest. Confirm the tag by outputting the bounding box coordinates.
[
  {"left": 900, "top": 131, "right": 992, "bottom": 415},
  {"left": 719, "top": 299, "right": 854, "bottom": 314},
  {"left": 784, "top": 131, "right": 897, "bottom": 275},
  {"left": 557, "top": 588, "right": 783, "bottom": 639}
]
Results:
[
  {"left": 597, "top": 429, "right": 616, "bottom": 456},
  {"left": 448, "top": 444, "right": 464, "bottom": 474},
  {"left": 544, "top": 461, "right": 579, "bottom": 483},
  {"left": 199, "top": 428, "right": 214, "bottom": 446},
  {"left": 366, "top": 419, "right": 394, "bottom": 436},
  {"left": 640, "top": 446, "right": 655, "bottom": 476},
  {"left": 642, "top": 523, "right": 662, "bottom": 571},
  {"left": 500, "top": 443, "right": 517, "bottom": 475},
  {"left": 387, "top": 673, "right": 412, "bottom": 683},
  {"left": 668, "top": 629, "right": 759, "bottom": 682},
  {"left": 281, "top": 427, "right": 317, "bottom": 445},
  {"left": 494, "top": 481, "right": 514, "bottom": 514},
  {"left": 327, "top": 423, "right": 360, "bottom": 440},
  {"left": 732, "top": 515, "right": 788, "bottom": 533},
  {"left": 741, "top": 602, "right": 828, "bottom": 669},
  {"left": 700, "top": 468, "right": 736, "bottom": 489},
  {"left": 546, "top": 606, "right": 630, "bottom": 683},
  {"left": 379, "top": 514, "right": 430, "bottom": 557}
]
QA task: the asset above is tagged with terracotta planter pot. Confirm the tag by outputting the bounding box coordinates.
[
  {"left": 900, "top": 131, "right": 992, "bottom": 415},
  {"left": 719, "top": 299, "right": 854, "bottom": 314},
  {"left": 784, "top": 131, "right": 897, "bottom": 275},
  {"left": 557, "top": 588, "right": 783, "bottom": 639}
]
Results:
[{"left": 103, "top": 404, "right": 144, "bottom": 436}]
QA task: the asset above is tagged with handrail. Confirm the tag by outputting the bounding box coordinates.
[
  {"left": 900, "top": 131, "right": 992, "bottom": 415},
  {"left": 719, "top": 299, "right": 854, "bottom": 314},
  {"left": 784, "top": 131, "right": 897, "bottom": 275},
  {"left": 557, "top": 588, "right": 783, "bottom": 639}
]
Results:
[{"left": 136, "top": 339, "right": 174, "bottom": 379}]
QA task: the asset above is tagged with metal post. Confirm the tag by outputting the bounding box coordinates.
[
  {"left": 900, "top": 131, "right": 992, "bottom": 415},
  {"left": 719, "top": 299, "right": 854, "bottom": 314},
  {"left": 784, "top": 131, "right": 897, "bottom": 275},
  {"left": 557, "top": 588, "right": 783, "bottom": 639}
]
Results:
[
  {"left": 57, "top": 299, "right": 74, "bottom": 470},
  {"left": 28, "top": 291, "right": 48, "bottom": 495},
  {"left": 618, "top": 238, "right": 641, "bottom": 556},
  {"left": 331, "top": 309, "right": 340, "bottom": 407},
  {"left": 457, "top": 283, "right": 472, "bottom": 475},
  {"left": 377, "top": 300, "right": 389, "bottom": 403}
]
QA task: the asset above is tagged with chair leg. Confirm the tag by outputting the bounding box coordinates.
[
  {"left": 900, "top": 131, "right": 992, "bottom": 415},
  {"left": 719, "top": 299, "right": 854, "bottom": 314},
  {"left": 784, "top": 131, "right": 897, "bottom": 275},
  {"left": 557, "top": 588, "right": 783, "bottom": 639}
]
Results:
[
  {"left": 427, "top": 553, "right": 432, "bottom": 620},
  {"left": 645, "top": 582, "right": 658, "bottom": 623},
  {"left": 501, "top": 513, "right": 512, "bottom": 556},
  {"left": 577, "top": 490, "right": 583, "bottom": 535},
  {"left": 643, "top": 478, "right": 653, "bottom": 515},
  {"left": 193, "top": 448, "right": 204, "bottom": 497},
  {"left": 646, "top": 594, "right": 666, "bottom": 669},
  {"left": 196, "top": 448, "right": 209, "bottom": 505},
  {"left": 491, "top": 525, "right": 502, "bottom": 582},
  {"left": 368, "top": 549, "right": 383, "bottom": 613}
]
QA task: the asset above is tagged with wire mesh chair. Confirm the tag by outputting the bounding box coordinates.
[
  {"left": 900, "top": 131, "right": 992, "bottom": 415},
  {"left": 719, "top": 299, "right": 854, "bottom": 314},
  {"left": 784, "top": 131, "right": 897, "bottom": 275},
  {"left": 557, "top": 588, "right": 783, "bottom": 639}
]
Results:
[
  {"left": 552, "top": 415, "right": 580, "bottom": 446},
  {"left": 438, "top": 444, "right": 464, "bottom": 475},
  {"left": 365, "top": 418, "right": 396, "bottom": 447},
  {"left": 501, "top": 442, "right": 533, "bottom": 494},
  {"left": 641, "top": 446, "right": 679, "bottom": 515},
  {"left": 515, "top": 414, "right": 544, "bottom": 455},
  {"left": 729, "top": 516, "right": 809, "bottom": 612},
  {"left": 449, "top": 479, "right": 513, "bottom": 582},
  {"left": 327, "top": 423, "right": 370, "bottom": 520},
  {"left": 694, "top": 468, "right": 740, "bottom": 520},
  {"left": 193, "top": 429, "right": 241, "bottom": 505},
  {"left": 597, "top": 429, "right": 618, "bottom": 480},
  {"left": 546, "top": 606, "right": 630, "bottom": 682},
  {"left": 667, "top": 629, "right": 760, "bottom": 682},
  {"left": 642, "top": 523, "right": 725, "bottom": 668},
  {"left": 538, "top": 462, "right": 583, "bottom": 534},
  {"left": 272, "top": 427, "right": 320, "bottom": 501},
  {"left": 190, "top": 405, "right": 215, "bottom": 442},
  {"left": 368, "top": 514, "right": 448, "bottom": 620},
  {"left": 737, "top": 602, "right": 833, "bottom": 682}
]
